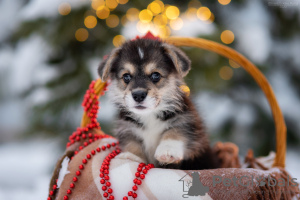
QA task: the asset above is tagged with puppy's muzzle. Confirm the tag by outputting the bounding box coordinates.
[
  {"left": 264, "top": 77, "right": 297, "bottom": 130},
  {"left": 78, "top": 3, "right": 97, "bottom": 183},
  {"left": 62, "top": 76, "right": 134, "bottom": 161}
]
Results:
[{"left": 132, "top": 90, "right": 148, "bottom": 103}]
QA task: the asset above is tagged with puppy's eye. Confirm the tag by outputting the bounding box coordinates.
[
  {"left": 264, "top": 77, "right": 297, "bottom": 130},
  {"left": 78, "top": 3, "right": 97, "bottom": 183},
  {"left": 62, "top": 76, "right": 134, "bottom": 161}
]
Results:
[
  {"left": 150, "top": 72, "right": 161, "bottom": 83},
  {"left": 123, "top": 73, "right": 132, "bottom": 84}
]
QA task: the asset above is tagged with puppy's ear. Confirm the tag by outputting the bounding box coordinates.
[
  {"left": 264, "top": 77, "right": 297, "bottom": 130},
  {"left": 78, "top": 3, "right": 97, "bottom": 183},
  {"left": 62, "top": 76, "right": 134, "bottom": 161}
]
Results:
[
  {"left": 162, "top": 44, "right": 191, "bottom": 77},
  {"left": 98, "top": 47, "right": 121, "bottom": 81}
]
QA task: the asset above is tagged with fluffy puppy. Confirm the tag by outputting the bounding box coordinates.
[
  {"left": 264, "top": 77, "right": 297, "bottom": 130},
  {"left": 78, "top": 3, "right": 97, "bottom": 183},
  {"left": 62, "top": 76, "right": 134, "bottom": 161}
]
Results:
[{"left": 98, "top": 38, "right": 219, "bottom": 170}]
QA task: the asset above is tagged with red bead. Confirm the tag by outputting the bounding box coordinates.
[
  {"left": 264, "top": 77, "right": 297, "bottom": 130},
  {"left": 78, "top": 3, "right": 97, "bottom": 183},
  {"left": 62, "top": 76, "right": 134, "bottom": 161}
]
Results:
[
  {"left": 82, "top": 134, "right": 86, "bottom": 139},
  {"left": 108, "top": 188, "right": 113, "bottom": 193},
  {"left": 102, "top": 186, "right": 107, "bottom": 191},
  {"left": 100, "top": 179, "right": 105, "bottom": 184},
  {"left": 136, "top": 180, "right": 142, "bottom": 185},
  {"left": 128, "top": 191, "right": 133, "bottom": 196},
  {"left": 100, "top": 173, "right": 104, "bottom": 178},
  {"left": 82, "top": 159, "right": 87, "bottom": 164},
  {"left": 109, "top": 195, "right": 114, "bottom": 200},
  {"left": 135, "top": 172, "right": 140, "bottom": 177},
  {"left": 67, "top": 189, "right": 72, "bottom": 194},
  {"left": 83, "top": 142, "right": 88, "bottom": 146},
  {"left": 106, "top": 144, "right": 111, "bottom": 148},
  {"left": 133, "top": 178, "right": 138, "bottom": 184},
  {"left": 76, "top": 171, "right": 81, "bottom": 176},
  {"left": 79, "top": 165, "right": 84, "bottom": 170},
  {"left": 49, "top": 191, "right": 54, "bottom": 195},
  {"left": 103, "top": 192, "right": 108, "bottom": 198},
  {"left": 96, "top": 147, "right": 101, "bottom": 152},
  {"left": 73, "top": 177, "right": 78, "bottom": 182},
  {"left": 74, "top": 151, "right": 78, "bottom": 155},
  {"left": 79, "top": 146, "right": 83, "bottom": 150},
  {"left": 111, "top": 142, "right": 116, "bottom": 146},
  {"left": 137, "top": 167, "right": 142, "bottom": 172},
  {"left": 63, "top": 196, "right": 68, "bottom": 200},
  {"left": 132, "top": 185, "right": 138, "bottom": 191},
  {"left": 106, "top": 181, "right": 111, "bottom": 187},
  {"left": 76, "top": 136, "right": 80, "bottom": 141},
  {"left": 132, "top": 193, "right": 137, "bottom": 198},
  {"left": 123, "top": 197, "right": 128, "bottom": 200},
  {"left": 139, "top": 163, "right": 146, "bottom": 167},
  {"left": 86, "top": 154, "right": 91, "bottom": 159},
  {"left": 70, "top": 183, "right": 75, "bottom": 188},
  {"left": 143, "top": 169, "right": 148, "bottom": 174},
  {"left": 47, "top": 197, "right": 52, "bottom": 200},
  {"left": 88, "top": 133, "right": 93, "bottom": 138},
  {"left": 104, "top": 175, "right": 109, "bottom": 180},
  {"left": 53, "top": 185, "right": 57, "bottom": 190},
  {"left": 140, "top": 174, "right": 145, "bottom": 179},
  {"left": 102, "top": 146, "right": 106, "bottom": 150}
]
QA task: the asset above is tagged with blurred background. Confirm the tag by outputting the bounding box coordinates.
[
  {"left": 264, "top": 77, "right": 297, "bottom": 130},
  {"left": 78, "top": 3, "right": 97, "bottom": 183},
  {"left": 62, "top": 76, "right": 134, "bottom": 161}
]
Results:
[{"left": 0, "top": 0, "right": 299, "bottom": 199}]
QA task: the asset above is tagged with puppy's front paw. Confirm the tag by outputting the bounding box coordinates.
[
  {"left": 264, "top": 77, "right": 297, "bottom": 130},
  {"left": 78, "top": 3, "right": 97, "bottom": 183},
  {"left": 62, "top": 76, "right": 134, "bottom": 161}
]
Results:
[
  {"left": 115, "top": 152, "right": 145, "bottom": 163},
  {"left": 154, "top": 140, "right": 184, "bottom": 165}
]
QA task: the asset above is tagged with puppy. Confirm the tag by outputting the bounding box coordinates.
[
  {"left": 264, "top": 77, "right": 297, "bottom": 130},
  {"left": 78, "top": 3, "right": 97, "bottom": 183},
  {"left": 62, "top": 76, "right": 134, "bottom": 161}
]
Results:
[{"left": 98, "top": 38, "right": 219, "bottom": 170}]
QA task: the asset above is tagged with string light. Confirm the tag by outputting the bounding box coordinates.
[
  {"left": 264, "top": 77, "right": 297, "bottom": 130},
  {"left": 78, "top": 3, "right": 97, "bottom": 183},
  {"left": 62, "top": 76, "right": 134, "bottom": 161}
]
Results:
[
  {"left": 58, "top": 3, "right": 71, "bottom": 15},
  {"left": 218, "top": 0, "right": 231, "bottom": 5},
  {"left": 165, "top": 6, "right": 180, "bottom": 20},
  {"left": 221, "top": 30, "right": 234, "bottom": 44},
  {"left": 96, "top": 6, "right": 110, "bottom": 19},
  {"left": 106, "top": 14, "right": 119, "bottom": 28},
  {"left": 126, "top": 8, "right": 139, "bottom": 21},
  {"left": 113, "top": 35, "right": 126, "bottom": 47},
  {"left": 219, "top": 66, "right": 233, "bottom": 80},
  {"left": 196, "top": 7, "right": 211, "bottom": 21},
  {"left": 148, "top": 2, "right": 162, "bottom": 15},
  {"left": 153, "top": 14, "right": 168, "bottom": 27},
  {"left": 106, "top": 0, "right": 118, "bottom": 10},
  {"left": 75, "top": 28, "right": 89, "bottom": 42},
  {"left": 91, "top": 0, "right": 105, "bottom": 10}
]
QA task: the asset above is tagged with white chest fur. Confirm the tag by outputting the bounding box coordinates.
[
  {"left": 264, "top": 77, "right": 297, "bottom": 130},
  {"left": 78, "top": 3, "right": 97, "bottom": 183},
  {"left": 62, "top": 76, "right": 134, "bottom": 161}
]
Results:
[{"left": 133, "top": 113, "right": 169, "bottom": 163}]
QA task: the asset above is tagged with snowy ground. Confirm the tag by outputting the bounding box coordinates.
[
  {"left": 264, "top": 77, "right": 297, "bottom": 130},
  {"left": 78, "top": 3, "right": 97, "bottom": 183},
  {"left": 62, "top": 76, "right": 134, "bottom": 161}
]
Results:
[{"left": 0, "top": 139, "right": 298, "bottom": 200}]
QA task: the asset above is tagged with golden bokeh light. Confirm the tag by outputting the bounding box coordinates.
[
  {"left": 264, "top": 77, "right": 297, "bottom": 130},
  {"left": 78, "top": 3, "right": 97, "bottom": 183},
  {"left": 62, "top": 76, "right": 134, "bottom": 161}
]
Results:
[
  {"left": 197, "top": 7, "right": 211, "bottom": 21},
  {"left": 153, "top": 14, "right": 168, "bottom": 27},
  {"left": 121, "top": 15, "right": 128, "bottom": 26},
  {"left": 204, "top": 13, "right": 215, "bottom": 24},
  {"left": 58, "top": 3, "right": 71, "bottom": 16},
  {"left": 117, "top": 0, "right": 128, "bottom": 4},
  {"left": 170, "top": 18, "right": 183, "bottom": 30},
  {"left": 186, "top": 7, "right": 197, "bottom": 21},
  {"left": 148, "top": 2, "right": 162, "bottom": 15},
  {"left": 91, "top": 0, "right": 105, "bottom": 10},
  {"left": 75, "top": 28, "right": 89, "bottom": 42},
  {"left": 139, "top": 9, "right": 153, "bottom": 23},
  {"left": 113, "top": 35, "right": 126, "bottom": 47},
  {"left": 165, "top": 6, "right": 180, "bottom": 20},
  {"left": 218, "top": 0, "right": 231, "bottom": 5},
  {"left": 221, "top": 30, "right": 234, "bottom": 44},
  {"left": 158, "top": 26, "right": 171, "bottom": 38},
  {"left": 106, "top": 14, "right": 119, "bottom": 28},
  {"left": 229, "top": 59, "right": 240, "bottom": 68},
  {"left": 156, "top": 1, "right": 165, "bottom": 12},
  {"left": 137, "top": 21, "right": 152, "bottom": 33},
  {"left": 126, "top": 8, "right": 139, "bottom": 21},
  {"left": 84, "top": 15, "right": 97, "bottom": 29},
  {"left": 219, "top": 66, "right": 233, "bottom": 80},
  {"left": 96, "top": 6, "right": 110, "bottom": 19},
  {"left": 106, "top": 0, "right": 118, "bottom": 10}
]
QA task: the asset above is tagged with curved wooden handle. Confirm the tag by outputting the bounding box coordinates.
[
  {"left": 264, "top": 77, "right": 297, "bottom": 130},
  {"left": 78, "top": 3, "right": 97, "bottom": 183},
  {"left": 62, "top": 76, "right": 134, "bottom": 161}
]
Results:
[{"left": 164, "top": 37, "right": 286, "bottom": 168}]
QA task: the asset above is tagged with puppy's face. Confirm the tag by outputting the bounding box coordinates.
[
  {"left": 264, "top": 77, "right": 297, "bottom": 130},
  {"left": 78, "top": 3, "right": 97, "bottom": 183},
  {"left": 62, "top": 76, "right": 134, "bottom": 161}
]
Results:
[{"left": 98, "top": 39, "right": 191, "bottom": 115}]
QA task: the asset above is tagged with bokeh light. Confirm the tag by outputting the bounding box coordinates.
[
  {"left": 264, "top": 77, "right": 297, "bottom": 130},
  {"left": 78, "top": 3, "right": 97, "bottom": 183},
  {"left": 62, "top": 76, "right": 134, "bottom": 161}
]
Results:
[
  {"left": 229, "top": 59, "right": 240, "bottom": 68},
  {"left": 218, "top": 0, "right": 231, "bottom": 5},
  {"left": 137, "top": 21, "right": 152, "bottom": 33},
  {"left": 96, "top": 6, "right": 110, "bottom": 19},
  {"left": 197, "top": 7, "right": 211, "bottom": 21},
  {"left": 153, "top": 14, "right": 168, "bottom": 27},
  {"left": 58, "top": 3, "right": 71, "bottom": 16},
  {"left": 126, "top": 8, "right": 139, "bottom": 21},
  {"left": 106, "top": 0, "right": 118, "bottom": 10},
  {"left": 106, "top": 14, "right": 119, "bottom": 28},
  {"left": 219, "top": 66, "right": 233, "bottom": 80},
  {"left": 165, "top": 6, "right": 180, "bottom": 20},
  {"left": 113, "top": 35, "right": 126, "bottom": 47},
  {"left": 148, "top": 2, "right": 162, "bottom": 15},
  {"left": 84, "top": 16, "right": 97, "bottom": 29},
  {"left": 139, "top": 9, "right": 153, "bottom": 23},
  {"left": 117, "top": 0, "right": 128, "bottom": 4},
  {"left": 75, "top": 28, "right": 89, "bottom": 42},
  {"left": 186, "top": 7, "right": 197, "bottom": 21},
  {"left": 170, "top": 18, "right": 183, "bottom": 30},
  {"left": 91, "top": 0, "right": 105, "bottom": 10},
  {"left": 221, "top": 30, "right": 235, "bottom": 44}
]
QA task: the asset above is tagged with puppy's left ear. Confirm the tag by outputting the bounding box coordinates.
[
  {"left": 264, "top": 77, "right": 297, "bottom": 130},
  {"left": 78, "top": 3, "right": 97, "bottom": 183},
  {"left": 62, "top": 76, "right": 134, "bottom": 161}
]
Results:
[
  {"left": 98, "top": 47, "right": 121, "bottom": 81},
  {"left": 162, "top": 44, "right": 191, "bottom": 77}
]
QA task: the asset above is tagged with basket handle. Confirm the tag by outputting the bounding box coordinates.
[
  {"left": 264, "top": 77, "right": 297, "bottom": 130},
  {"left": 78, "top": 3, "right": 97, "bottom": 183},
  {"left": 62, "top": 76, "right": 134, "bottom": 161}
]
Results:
[{"left": 164, "top": 37, "right": 286, "bottom": 168}]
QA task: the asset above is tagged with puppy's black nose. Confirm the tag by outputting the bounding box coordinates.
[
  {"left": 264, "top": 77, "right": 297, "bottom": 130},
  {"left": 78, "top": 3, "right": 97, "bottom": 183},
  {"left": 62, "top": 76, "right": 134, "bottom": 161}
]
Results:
[{"left": 132, "top": 90, "right": 147, "bottom": 103}]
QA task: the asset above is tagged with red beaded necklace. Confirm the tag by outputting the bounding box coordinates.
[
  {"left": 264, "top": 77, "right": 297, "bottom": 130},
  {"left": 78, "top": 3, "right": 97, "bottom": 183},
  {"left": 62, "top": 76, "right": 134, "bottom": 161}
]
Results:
[{"left": 48, "top": 80, "right": 155, "bottom": 200}]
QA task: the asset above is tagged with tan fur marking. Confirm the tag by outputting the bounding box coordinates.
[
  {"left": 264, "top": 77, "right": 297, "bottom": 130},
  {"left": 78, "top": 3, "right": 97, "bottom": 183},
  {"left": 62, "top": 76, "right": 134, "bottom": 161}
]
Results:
[
  {"left": 123, "top": 140, "right": 147, "bottom": 161},
  {"left": 145, "top": 63, "right": 156, "bottom": 74}
]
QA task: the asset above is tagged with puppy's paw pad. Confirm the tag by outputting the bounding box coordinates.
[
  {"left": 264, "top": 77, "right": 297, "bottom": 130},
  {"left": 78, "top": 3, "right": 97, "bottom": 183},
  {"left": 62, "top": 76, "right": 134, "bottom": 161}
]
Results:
[
  {"left": 115, "top": 152, "right": 144, "bottom": 163},
  {"left": 154, "top": 141, "right": 184, "bottom": 164}
]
